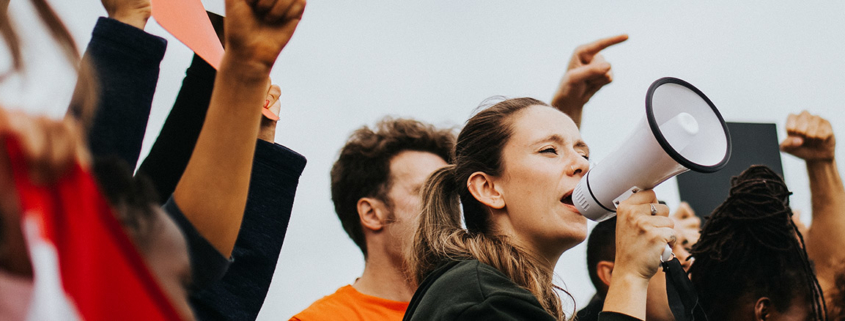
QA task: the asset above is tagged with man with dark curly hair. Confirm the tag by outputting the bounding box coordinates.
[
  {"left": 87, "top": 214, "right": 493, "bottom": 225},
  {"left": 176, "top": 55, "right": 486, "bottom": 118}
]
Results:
[{"left": 291, "top": 117, "right": 455, "bottom": 321}]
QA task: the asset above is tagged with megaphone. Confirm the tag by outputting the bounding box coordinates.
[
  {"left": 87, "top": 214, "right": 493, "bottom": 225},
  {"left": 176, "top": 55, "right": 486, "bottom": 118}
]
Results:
[{"left": 573, "top": 77, "right": 731, "bottom": 224}]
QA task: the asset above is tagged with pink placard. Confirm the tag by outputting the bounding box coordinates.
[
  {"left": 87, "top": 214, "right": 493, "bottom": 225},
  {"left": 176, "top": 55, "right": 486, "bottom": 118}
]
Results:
[
  {"left": 151, "top": 0, "right": 224, "bottom": 69},
  {"left": 150, "top": 0, "right": 279, "bottom": 119}
]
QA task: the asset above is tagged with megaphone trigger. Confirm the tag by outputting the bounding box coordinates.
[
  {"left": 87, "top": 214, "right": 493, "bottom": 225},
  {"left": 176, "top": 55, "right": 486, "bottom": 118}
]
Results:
[{"left": 612, "top": 187, "right": 641, "bottom": 207}]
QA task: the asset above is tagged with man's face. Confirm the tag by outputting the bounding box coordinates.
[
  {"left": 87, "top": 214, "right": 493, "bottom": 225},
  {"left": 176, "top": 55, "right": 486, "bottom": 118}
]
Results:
[{"left": 382, "top": 150, "right": 448, "bottom": 264}]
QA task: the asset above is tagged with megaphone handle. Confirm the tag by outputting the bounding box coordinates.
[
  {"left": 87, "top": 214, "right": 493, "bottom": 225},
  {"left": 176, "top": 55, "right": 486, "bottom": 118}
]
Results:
[{"left": 661, "top": 244, "right": 674, "bottom": 262}]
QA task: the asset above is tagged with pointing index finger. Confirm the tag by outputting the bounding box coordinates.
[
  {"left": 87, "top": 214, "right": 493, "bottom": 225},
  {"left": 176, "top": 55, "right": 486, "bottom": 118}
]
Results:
[{"left": 578, "top": 34, "right": 629, "bottom": 62}]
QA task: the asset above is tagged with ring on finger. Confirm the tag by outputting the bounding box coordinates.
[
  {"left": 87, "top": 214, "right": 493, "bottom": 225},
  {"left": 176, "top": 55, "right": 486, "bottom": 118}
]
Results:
[{"left": 650, "top": 204, "right": 657, "bottom": 215}]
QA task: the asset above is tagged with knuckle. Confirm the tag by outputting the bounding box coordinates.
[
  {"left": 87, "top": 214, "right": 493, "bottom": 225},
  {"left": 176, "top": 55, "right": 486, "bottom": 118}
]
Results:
[
  {"left": 632, "top": 214, "right": 649, "bottom": 229},
  {"left": 657, "top": 204, "right": 670, "bottom": 217}
]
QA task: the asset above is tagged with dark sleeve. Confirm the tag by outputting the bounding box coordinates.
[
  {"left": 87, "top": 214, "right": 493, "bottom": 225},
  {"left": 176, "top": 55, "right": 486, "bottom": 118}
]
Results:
[
  {"left": 82, "top": 17, "right": 166, "bottom": 169},
  {"left": 190, "top": 141, "right": 307, "bottom": 321},
  {"left": 162, "top": 197, "right": 231, "bottom": 290},
  {"left": 454, "top": 295, "right": 557, "bottom": 321},
  {"left": 598, "top": 312, "right": 641, "bottom": 321},
  {"left": 136, "top": 54, "right": 215, "bottom": 205}
]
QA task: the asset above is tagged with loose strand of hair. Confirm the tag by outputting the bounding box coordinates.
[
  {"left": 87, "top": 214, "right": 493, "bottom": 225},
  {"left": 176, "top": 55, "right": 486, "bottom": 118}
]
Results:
[
  {"left": 30, "top": 0, "right": 80, "bottom": 64},
  {"left": 792, "top": 220, "right": 827, "bottom": 321}
]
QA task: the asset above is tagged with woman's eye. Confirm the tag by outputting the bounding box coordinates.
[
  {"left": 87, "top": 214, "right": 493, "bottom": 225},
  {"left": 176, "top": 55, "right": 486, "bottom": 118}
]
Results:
[
  {"left": 582, "top": 154, "right": 590, "bottom": 161},
  {"left": 540, "top": 147, "right": 558, "bottom": 155}
]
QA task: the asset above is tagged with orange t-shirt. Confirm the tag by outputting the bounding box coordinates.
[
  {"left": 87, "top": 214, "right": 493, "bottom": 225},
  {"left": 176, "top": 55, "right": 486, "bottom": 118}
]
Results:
[{"left": 290, "top": 285, "right": 409, "bottom": 321}]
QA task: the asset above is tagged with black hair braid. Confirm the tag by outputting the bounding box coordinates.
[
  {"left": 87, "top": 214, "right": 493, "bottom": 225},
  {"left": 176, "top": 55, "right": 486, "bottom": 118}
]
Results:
[
  {"left": 792, "top": 220, "right": 828, "bottom": 321},
  {"left": 689, "top": 165, "right": 826, "bottom": 320}
]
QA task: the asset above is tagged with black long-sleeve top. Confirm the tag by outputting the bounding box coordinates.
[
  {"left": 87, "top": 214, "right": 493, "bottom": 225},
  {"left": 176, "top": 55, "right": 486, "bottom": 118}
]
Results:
[
  {"left": 403, "top": 260, "right": 640, "bottom": 321},
  {"left": 81, "top": 17, "right": 306, "bottom": 320}
]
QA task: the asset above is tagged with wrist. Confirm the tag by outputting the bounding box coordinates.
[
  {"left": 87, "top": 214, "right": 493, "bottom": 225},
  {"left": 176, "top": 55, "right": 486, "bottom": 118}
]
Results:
[
  {"left": 551, "top": 95, "right": 584, "bottom": 113},
  {"left": 218, "top": 54, "right": 273, "bottom": 84},
  {"left": 109, "top": 9, "right": 151, "bottom": 30},
  {"left": 610, "top": 269, "right": 651, "bottom": 289},
  {"left": 258, "top": 119, "right": 278, "bottom": 143},
  {"left": 603, "top": 270, "right": 649, "bottom": 319},
  {"left": 806, "top": 158, "right": 836, "bottom": 168},
  {"left": 223, "top": 41, "right": 284, "bottom": 73}
]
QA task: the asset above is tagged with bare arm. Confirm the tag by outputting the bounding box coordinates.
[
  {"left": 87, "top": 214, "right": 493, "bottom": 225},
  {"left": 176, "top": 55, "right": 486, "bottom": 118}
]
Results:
[
  {"left": 780, "top": 111, "right": 845, "bottom": 293},
  {"left": 172, "top": 0, "right": 305, "bottom": 256}
]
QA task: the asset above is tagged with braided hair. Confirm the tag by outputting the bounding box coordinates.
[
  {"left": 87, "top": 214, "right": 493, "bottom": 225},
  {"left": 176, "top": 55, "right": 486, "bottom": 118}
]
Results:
[{"left": 689, "top": 165, "right": 826, "bottom": 320}]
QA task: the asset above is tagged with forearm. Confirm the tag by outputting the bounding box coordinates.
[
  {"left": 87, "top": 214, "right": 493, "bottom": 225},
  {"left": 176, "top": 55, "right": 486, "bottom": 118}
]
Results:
[
  {"left": 550, "top": 96, "right": 583, "bottom": 128},
  {"left": 602, "top": 273, "right": 649, "bottom": 320},
  {"left": 79, "top": 17, "right": 165, "bottom": 168},
  {"left": 137, "top": 54, "right": 215, "bottom": 204},
  {"left": 805, "top": 159, "right": 845, "bottom": 276},
  {"left": 173, "top": 55, "right": 270, "bottom": 257},
  {"left": 190, "top": 141, "right": 306, "bottom": 320}
]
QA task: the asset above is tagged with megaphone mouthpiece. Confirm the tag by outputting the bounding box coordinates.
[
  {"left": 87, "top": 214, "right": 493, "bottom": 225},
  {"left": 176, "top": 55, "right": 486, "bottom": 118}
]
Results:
[{"left": 660, "top": 112, "right": 699, "bottom": 153}]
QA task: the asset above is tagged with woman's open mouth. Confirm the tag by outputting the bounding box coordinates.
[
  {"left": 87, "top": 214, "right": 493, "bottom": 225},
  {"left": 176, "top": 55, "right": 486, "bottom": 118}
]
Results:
[{"left": 560, "top": 191, "right": 580, "bottom": 214}]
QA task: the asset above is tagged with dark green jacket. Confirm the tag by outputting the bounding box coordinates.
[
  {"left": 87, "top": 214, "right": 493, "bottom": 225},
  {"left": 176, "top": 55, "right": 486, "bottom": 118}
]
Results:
[{"left": 403, "top": 260, "right": 639, "bottom": 321}]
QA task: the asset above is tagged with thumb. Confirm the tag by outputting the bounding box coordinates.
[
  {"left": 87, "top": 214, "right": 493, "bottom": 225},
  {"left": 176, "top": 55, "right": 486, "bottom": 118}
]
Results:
[
  {"left": 780, "top": 136, "right": 803, "bottom": 151},
  {"left": 567, "top": 62, "right": 611, "bottom": 84}
]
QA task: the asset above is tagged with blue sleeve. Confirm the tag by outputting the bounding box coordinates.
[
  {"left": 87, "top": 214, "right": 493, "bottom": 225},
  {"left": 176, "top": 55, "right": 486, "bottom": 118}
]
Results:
[
  {"left": 83, "top": 17, "right": 166, "bottom": 168},
  {"left": 162, "top": 197, "right": 231, "bottom": 291},
  {"left": 190, "top": 140, "right": 307, "bottom": 321}
]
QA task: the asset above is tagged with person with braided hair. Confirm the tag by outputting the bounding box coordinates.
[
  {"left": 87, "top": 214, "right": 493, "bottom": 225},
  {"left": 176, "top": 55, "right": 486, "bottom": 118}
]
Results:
[{"left": 689, "top": 165, "right": 827, "bottom": 321}]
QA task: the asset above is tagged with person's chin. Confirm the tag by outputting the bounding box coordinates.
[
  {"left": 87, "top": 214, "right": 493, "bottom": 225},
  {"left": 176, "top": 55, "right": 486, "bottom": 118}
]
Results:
[{"left": 557, "top": 222, "right": 588, "bottom": 246}]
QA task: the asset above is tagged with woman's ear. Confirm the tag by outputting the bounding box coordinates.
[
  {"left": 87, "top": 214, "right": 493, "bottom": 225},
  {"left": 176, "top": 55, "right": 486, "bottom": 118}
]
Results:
[
  {"left": 467, "top": 172, "right": 505, "bottom": 209},
  {"left": 357, "top": 197, "right": 388, "bottom": 232},
  {"left": 754, "top": 297, "right": 772, "bottom": 321}
]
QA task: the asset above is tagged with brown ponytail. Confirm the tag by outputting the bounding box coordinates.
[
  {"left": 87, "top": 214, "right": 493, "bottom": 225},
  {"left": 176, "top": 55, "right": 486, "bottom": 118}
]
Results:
[{"left": 407, "top": 97, "right": 571, "bottom": 320}]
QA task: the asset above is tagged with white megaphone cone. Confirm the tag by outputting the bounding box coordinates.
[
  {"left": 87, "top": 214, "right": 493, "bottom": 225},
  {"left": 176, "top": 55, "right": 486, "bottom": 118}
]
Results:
[{"left": 572, "top": 77, "right": 731, "bottom": 261}]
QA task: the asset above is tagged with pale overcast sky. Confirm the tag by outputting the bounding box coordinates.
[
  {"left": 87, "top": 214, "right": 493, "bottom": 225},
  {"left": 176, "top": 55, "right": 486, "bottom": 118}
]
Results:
[{"left": 5, "top": 1, "right": 845, "bottom": 319}]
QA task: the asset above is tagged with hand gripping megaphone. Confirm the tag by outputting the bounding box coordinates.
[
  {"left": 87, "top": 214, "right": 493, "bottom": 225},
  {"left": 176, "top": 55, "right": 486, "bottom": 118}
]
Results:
[{"left": 572, "top": 77, "right": 731, "bottom": 260}]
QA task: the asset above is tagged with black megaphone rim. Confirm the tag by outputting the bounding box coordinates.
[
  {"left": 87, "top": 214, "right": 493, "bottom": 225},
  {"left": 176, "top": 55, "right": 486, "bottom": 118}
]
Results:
[{"left": 645, "top": 77, "right": 731, "bottom": 173}]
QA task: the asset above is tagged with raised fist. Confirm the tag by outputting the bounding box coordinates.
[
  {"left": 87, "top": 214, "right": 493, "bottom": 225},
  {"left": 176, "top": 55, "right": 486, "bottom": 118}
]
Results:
[
  {"left": 225, "top": 0, "right": 306, "bottom": 70},
  {"left": 780, "top": 111, "right": 835, "bottom": 161},
  {"left": 258, "top": 84, "right": 282, "bottom": 142},
  {"left": 614, "top": 190, "right": 675, "bottom": 280}
]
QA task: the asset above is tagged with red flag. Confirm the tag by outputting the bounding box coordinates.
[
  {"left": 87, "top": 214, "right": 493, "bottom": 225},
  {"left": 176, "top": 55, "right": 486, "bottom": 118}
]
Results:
[{"left": 7, "top": 137, "right": 183, "bottom": 321}]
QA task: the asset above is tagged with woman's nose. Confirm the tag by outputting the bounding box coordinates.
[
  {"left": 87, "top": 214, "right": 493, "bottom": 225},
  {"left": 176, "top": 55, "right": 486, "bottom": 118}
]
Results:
[{"left": 566, "top": 155, "right": 590, "bottom": 177}]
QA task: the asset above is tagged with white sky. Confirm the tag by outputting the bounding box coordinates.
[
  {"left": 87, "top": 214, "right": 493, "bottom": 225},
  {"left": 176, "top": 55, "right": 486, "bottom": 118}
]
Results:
[{"left": 6, "top": 0, "right": 845, "bottom": 319}]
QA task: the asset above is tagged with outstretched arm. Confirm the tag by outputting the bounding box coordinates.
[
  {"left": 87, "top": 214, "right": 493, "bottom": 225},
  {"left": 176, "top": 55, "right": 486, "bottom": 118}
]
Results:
[
  {"left": 189, "top": 87, "right": 308, "bottom": 320},
  {"left": 172, "top": 0, "right": 306, "bottom": 257},
  {"left": 780, "top": 110, "right": 845, "bottom": 297},
  {"left": 73, "top": 0, "right": 165, "bottom": 169},
  {"left": 551, "top": 34, "right": 627, "bottom": 128}
]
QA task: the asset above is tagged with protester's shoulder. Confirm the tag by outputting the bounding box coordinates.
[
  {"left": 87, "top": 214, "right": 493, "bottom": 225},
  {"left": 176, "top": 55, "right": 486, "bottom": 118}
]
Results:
[
  {"left": 576, "top": 295, "right": 604, "bottom": 321},
  {"left": 436, "top": 260, "right": 537, "bottom": 301},
  {"left": 290, "top": 286, "right": 361, "bottom": 321},
  {"left": 412, "top": 260, "right": 548, "bottom": 320}
]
